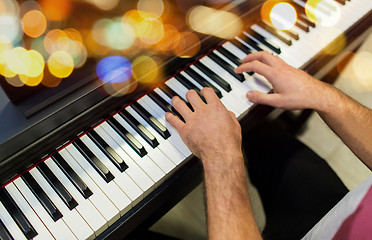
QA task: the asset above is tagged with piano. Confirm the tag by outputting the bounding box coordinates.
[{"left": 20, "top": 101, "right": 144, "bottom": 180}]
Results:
[{"left": 0, "top": 0, "right": 371, "bottom": 239}]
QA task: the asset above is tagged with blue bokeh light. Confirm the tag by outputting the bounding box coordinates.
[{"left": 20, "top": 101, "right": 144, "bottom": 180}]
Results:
[{"left": 96, "top": 56, "right": 132, "bottom": 84}]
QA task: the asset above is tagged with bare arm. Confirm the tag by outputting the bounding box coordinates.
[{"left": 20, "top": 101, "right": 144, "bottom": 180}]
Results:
[
  {"left": 166, "top": 88, "right": 262, "bottom": 240},
  {"left": 235, "top": 51, "right": 372, "bottom": 169}
]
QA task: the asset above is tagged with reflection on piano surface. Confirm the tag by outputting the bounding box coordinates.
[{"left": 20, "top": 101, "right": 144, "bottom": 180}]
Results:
[{"left": 0, "top": 0, "right": 372, "bottom": 239}]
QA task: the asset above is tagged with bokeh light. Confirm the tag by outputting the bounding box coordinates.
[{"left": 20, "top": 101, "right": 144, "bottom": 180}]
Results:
[
  {"left": 47, "top": 50, "right": 74, "bottom": 78},
  {"left": 270, "top": 3, "right": 297, "bottom": 30},
  {"left": 20, "top": 72, "right": 43, "bottom": 86},
  {"left": 352, "top": 51, "right": 372, "bottom": 89},
  {"left": 22, "top": 10, "right": 47, "bottom": 38},
  {"left": 0, "top": 15, "right": 22, "bottom": 44},
  {"left": 137, "top": 0, "right": 164, "bottom": 19},
  {"left": 26, "top": 50, "right": 44, "bottom": 77},
  {"left": 173, "top": 31, "right": 200, "bottom": 57},
  {"left": 85, "top": 0, "right": 119, "bottom": 11},
  {"left": 261, "top": 0, "right": 297, "bottom": 30},
  {"left": 132, "top": 56, "right": 159, "bottom": 83},
  {"left": 0, "top": 0, "right": 19, "bottom": 16},
  {"left": 96, "top": 56, "right": 133, "bottom": 84},
  {"left": 6, "top": 75, "right": 24, "bottom": 87},
  {"left": 305, "top": 0, "right": 341, "bottom": 27},
  {"left": 6, "top": 47, "right": 31, "bottom": 75},
  {"left": 40, "top": 0, "right": 71, "bottom": 21},
  {"left": 187, "top": 5, "right": 243, "bottom": 39}
]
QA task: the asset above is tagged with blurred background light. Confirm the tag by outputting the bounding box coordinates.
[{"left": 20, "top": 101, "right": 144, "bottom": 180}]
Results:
[
  {"left": 105, "top": 19, "right": 136, "bottom": 50},
  {"left": 137, "top": 0, "right": 164, "bottom": 19},
  {"left": 305, "top": 0, "right": 341, "bottom": 27},
  {"left": 47, "top": 50, "right": 74, "bottom": 78},
  {"left": 40, "top": 0, "right": 71, "bottom": 21},
  {"left": 96, "top": 56, "right": 133, "bottom": 84},
  {"left": 187, "top": 5, "right": 243, "bottom": 39},
  {"left": 352, "top": 51, "right": 372, "bottom": 89},
  {"left": 6, "top": 47, "right": 31, "bottom": 75},
  {"left": 5, "top": 75, "right": 24, "bottom": 87},
  {"left": 20, "top": 72, "right": 43, "bottom": 86},
  {"left": 0, "top": 0, "right": 19, "bottom": 16},
  {"left": 85, "top": 0, "right": 120, "bottom": 11},
  {"left": 22, "top": 10, "right": 47, "bottom": 38},
  {"left": 173, "top": 31, "right": 200, "bottom": 57},
  {"left": 0, "top": 15, "right": 22, "bottom": 44},
  {"left": 132, "top": 56, "right": 159, "bottom": 83},
  {"left": 269, "top": 2, "right": 297, "bottom": 30},
  {"left": 26, "top": 50, "right": 44, "bottom": 77}
]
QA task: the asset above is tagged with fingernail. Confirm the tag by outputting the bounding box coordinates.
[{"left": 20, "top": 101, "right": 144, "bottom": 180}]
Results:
[{"left": 247, "top": 92, "right": 253, "bottom": 100}]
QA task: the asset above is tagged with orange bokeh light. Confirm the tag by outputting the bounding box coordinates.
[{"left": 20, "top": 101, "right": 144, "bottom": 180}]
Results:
[
  {"left": 22, "top": 10, "right": 47, "bottom": 38},
  {"left": 40, "top": 0, "right": 71, "bottom": 21},
  {"left": 173, "top": 31, "right": 200, "bottom": 58}
]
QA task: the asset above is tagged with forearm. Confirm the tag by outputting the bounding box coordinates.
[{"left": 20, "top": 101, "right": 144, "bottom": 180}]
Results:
[
  {"left": 202, "top": 152, "right": 262, "bottom": 240},
  {"left": 315, "top": 85, "right": 372, "bottom": 169}
]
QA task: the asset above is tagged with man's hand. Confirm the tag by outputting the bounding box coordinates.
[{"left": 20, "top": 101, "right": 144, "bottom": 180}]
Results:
[
  {"left": 165, "top": 87, "right": 261, "bottom": 240},
  {"left": 235, "top": 51, "right": 334, "bottom": 111},
  {"left": 165, "top": 87, "right": 242, "bottom": 162}
]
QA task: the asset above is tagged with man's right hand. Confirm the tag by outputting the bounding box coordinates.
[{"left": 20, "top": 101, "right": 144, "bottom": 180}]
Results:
[{"left": 235, "top": 51, "right": 335, "bottom": 112}]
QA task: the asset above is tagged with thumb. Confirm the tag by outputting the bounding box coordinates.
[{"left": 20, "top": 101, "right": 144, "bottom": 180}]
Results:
[{"left": 246, "top": 90, "right": 282, "bottom": 107}]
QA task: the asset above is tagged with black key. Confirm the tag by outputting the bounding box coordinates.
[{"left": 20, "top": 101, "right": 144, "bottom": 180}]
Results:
[
  {"left": 119, "top": 109, "right": 159, "bottom": 148},
  {"left": 257, "top": 21, "right": 292, "bottom": 46},
  {"left": 237, "top": 33, "right": 264, "bottom": 52},
  {"left": 148, "top": 91, "right": 185, "bottom": 122},
  {"left": 283, "top": 28, "right": 299, "bottom": 41},
  {"left": 0, "top": 219, "right": 13, "bottom": 240},
  {"left": 248, "top": 29, "right": 281, "bottom": 54},
  {"left": 184, "top": 68, "right": 223, "bottom": 98},
  {"left": 0, "top": 188, "right": 37, "bottom": 239},
  {"left": 158, "top": 85, "right": 196, "bottom": 111},
  {"left": 174, "top": 74, "right": 201, "bottom": 93},
  {"left": 37, "top": 162, "right": 78, "bottom": 210},
  {"left": 73, "top": 138, "right": 115, "bottom": 183},
  {"left": 22, "top": 172, "right": 63, "bottom": 222},
  {"left": 335, "top": 0, "right": 345, "bottom": 4},
  {"left": 107, "top": 117, "right": 147, "bottom": 157},
  {"left": 208, "top": 52, "right": 245, "bottom": 82},
  {"left": 87, "top": 130, "right": 129, "bottom": 172},
  {"left": 295, "top": 19, "right": 309, "bottom": 32},
  {"left": 132, "top": 102, "right": 171, "bottom": 139},
  {"left": 216, "top": 47, "right": 242, "bottom": 67},
  {"left": 298, "top": 14, "right": 316, "bottom": 28},
  {"left": 52, "top": 153, "right": 93, "bottom": 199},
  {"left": 159, "top": 84, "right": 184, "bottom": 101},
  {"left": 194, "top": 61, "right": 231, "bottom": 92},
  {"left": 230, "top": 39, "right": 252, "bottom": 55}
]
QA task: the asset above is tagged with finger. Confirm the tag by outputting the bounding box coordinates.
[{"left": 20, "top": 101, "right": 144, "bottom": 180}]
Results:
[
  {"left": 246, "top": 90, "right": 283, "bottom": 108},
  {"left": 235, "top": 60, "right": 275, "bottom": 79},
  {"left": 241, "top": 51, "right": 278, "bottom": 66},
  {"left": 200, "top": 87, "right": 220, "bottom": 105},
  {"left": 185, "top": 89, "right": 204, "bottom": 110},
  {"left": 172, "top": 96, "right": 193, "bottom": 121},
  {"left": 165, "top": 112, "right": 184, "bottom": 131}
]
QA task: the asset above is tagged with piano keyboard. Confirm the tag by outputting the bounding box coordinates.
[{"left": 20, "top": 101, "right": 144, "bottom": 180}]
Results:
[{"left": 1, "top": 0, "right": 371, "bottom": 239}]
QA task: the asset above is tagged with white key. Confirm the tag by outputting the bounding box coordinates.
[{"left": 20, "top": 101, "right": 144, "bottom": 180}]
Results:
[
  {"left": 45, "top": 158, "right": 108, "bottom": 236},
  {"left": 29, "top": 168, "right": 95, "bottom": 240},
  {"left": 113, "top": 114, "right": 175, "bottom": 175},
  {"left": 126, "top": 105, "right": 185, "bottom": 165},
  {"left": 59, "top": 148, "right": 120, "bottom": 226},
  {"left": 94, "top": 125, "right": 154, "bottom": 196},
  {"left": 0, "top": 201, "right": 27, "bottom": 240},
  {"left": 190, "top": 64, "right": 246, "bottom": 114},
  {"left": 100, "top": 122, "right": 165, "bottom": 186},
  {"left": 13, "top": 177, "right": 78, "bottom": 240},
  {"left": 5, "top": 183, "right": 55, "bottom": 240},
  {"left": 65, "top": 144, "right": 132, "bottom": 216},
  {"left": 81, "top": 134, "right": 143, "bottom": 205},
  {"left": 137, "top": 97, "right": 192, "bottom": 156}
]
